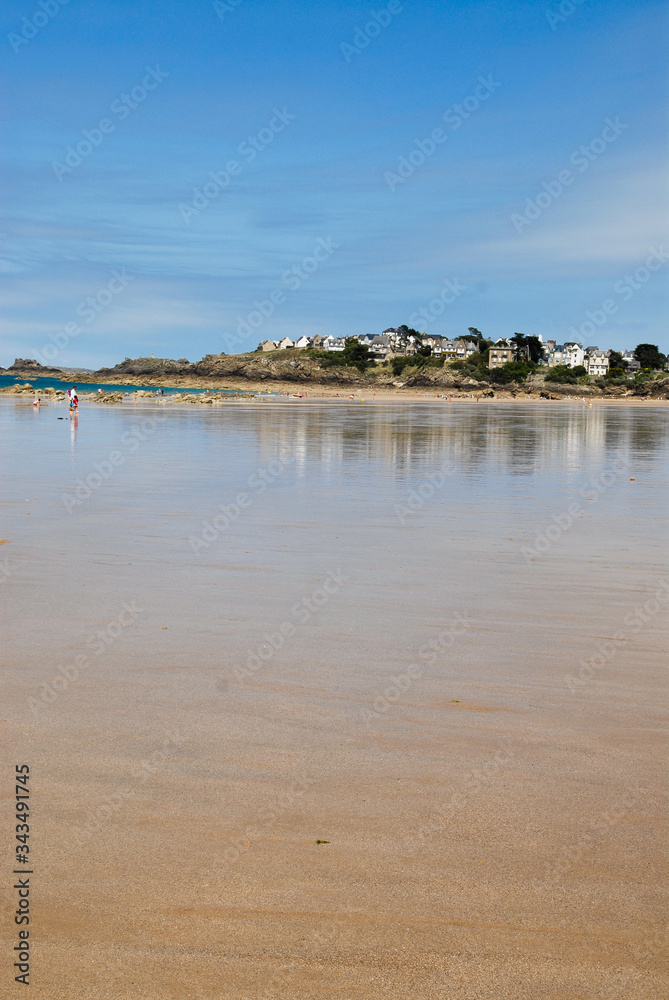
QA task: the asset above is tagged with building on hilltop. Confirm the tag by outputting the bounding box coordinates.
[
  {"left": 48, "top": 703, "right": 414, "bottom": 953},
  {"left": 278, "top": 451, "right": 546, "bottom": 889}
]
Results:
[
  {"left": 586, "top": 350, "right": 610, "bottom": 376},
  {"left": 622, "top": 350, "right": 640, "bottom": 372},
  {"left": 422, "top": 335, "right": 445, "bottom": 354},
  {"left": 488, "top": 345, "right": 514, "bottom": 368},
  {"left": 546, "top": 342, "right": 585, "bottom": 368},
  {"left": 563, "top": 343, "right": 585, "bottom": 367},
  {"left": 321, "top": 336, "right": 345, "bottom": 352}
]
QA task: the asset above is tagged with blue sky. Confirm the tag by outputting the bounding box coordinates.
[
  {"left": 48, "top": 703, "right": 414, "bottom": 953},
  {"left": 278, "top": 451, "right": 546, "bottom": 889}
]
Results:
[{"left": 1, "top": 0, "right": 667, "bottom": 367}]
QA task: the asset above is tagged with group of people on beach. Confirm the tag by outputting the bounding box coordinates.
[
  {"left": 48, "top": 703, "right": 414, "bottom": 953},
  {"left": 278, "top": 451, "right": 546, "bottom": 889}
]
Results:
[{"left": 67, "top": 385, "right": 78, "bottom": 411}]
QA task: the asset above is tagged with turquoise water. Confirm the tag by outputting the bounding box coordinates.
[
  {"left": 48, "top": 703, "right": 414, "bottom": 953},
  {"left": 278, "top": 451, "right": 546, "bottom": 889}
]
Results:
[{"left": 0, "top": 374, "right": 240, "bottom": 395}]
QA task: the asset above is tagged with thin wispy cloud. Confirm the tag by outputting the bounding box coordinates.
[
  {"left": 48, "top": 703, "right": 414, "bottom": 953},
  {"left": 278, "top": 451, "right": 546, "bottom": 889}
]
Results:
[{"left": 1, "top": 0, "right": 667, "bottom": 365}]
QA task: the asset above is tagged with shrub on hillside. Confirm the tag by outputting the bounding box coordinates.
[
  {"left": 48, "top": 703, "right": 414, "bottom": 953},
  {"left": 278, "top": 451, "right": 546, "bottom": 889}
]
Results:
[{"left": 544, "top": 364, "right": 586, "bottom": 384}]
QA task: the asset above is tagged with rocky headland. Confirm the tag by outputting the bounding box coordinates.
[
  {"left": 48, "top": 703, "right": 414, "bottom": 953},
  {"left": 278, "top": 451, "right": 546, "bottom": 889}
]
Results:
[{"left": 2, "top": 353, "right": 668, "bottom": 400}]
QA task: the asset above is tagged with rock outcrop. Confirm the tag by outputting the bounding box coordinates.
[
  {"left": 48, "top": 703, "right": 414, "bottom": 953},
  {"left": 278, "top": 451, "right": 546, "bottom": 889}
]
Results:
[
  {"left": 0, "top": 358, "right": 65, "bottom": 376},
  {"left": 81, "top": 353, "right": 367, "bottom": 387},
  {"left": 39, "top": 351, "right": 669, "bottom": 398}
]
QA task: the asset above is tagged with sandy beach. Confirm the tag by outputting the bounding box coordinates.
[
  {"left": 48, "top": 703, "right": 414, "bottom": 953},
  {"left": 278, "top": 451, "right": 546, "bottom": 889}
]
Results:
[{"left": 1, "top": 400, "right": 667, "bottom": 998}]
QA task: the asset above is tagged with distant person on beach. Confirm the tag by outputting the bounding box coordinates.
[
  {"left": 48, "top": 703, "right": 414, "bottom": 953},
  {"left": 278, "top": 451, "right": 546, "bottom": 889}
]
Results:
[{"left": 68, "top": 386, "right": 78, "bottom": 411}]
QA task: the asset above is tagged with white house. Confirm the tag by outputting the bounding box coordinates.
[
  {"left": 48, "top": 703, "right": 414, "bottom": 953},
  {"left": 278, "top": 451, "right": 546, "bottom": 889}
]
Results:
[
  {"left": 563, "top": 342, "right": 585, "bottom": 368},
  {"left": 382, "top": 328, "right": 422, "bottom": 354},
  {"left": 294, "top": 336, "right": 311, "bottom": 349},
  {"left": 367, "top": 334, "right": 390, "bottom": 358},
  {"left": 422, "top": 335, "right": 444, "bottom": 352},
  {"left": 586, "top": 351, "right": 609, "bottom": 377},
  {"left": 439, "top": 340, "right": 460, "bottom": 358},
  {"left": 548, "top": 342, "right": 584, "bottom": 368},
  {"left": 456, "top": 339, "right": 477, "bottom": 359},
  {"left": 622, "top": 350, "right": 640, "bottom": 372},
  {"left": 322, "top": 336, "right": 345, "bottom": 352},
  {"left": 277, "top": 337, "right": 294, "bottom": 350}
]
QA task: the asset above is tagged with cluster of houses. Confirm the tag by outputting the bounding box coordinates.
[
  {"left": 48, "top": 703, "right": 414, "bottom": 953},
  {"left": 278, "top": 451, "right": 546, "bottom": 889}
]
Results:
[
  {"left": 543, "top": 342, "right": 638, "bottom": 375},
  {"left": 257, "top": 330, "right": 640, "bottom": 376},
  {"left": 258, "top": 329, "right": 480, "bottom": 360},
  {"left": 483, "top": 340, "right": 640, "bottom": 375}
]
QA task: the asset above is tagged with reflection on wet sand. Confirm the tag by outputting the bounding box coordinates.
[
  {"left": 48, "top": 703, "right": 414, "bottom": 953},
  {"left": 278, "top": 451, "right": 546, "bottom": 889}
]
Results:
[
  {"left": 209, "top": 402, "right": 669, "bottom": 477},
  {"left": 1, "top": 400, "right": 667, "bottom": 999}
]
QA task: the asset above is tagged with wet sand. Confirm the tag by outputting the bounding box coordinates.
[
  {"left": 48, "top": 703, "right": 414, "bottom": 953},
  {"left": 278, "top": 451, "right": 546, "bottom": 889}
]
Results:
[{"left": 1, "top": 400, "right": 667, "bottom": 998}]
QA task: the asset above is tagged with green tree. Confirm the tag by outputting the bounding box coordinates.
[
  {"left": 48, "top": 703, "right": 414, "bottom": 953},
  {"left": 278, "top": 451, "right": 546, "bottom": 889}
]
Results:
[
  {"left": 391, "top": 356, "right": 411, "bottom": 376},
  {"left": 509, "top": 334, "right": 543, "bottom": 364},
  {"left": 524, "top": 336, "right": 544, "bottom": 364},
  {"left": 608, "top": 350, "right": 624, "bottom": 369},
  {"left": 511, "top": 333, "right": 528, "bottom": 361},
  {"left": 490, "top": 360, "right": 533, "bottom": 384},
  {"left": 634, "top": 344, "right": 666, "bottom": 370},
  {"left": 544, "top": 364, "right": 586, "bottom": 384},
  {"left": 342, "top": 338, "right": 373, "bottom": 372}
]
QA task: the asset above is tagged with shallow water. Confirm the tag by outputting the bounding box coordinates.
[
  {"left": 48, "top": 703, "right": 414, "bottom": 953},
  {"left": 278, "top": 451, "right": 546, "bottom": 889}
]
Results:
[
  {"left": 0, "top": 373, "right": 240, "bottom": 394},
  {"left": 1, "top": 400, "right": 667, "bottom": 999}
]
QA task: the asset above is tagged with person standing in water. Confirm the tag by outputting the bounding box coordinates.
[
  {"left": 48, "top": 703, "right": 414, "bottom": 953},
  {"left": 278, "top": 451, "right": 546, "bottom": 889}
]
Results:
[{"left": 68, "top": 385, "right": 78, "bottom": 411}]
